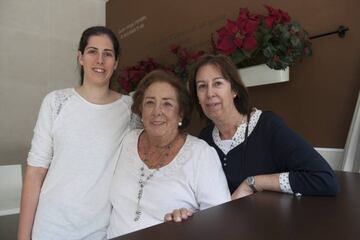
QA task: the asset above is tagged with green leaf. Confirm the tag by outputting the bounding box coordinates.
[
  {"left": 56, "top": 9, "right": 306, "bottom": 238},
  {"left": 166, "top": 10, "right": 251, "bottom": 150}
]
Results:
[
  {"left": 263, "top": 46, "right": 274, "bottom": 58},
  {"left": 291, "top": 22, "right": 301, "bottom": 32},
  {"left": 231, "top": 51, "right": 247, "bottom": 65},
  {"left": 290, "top": 36, "right": 301, "bottom": 47}
]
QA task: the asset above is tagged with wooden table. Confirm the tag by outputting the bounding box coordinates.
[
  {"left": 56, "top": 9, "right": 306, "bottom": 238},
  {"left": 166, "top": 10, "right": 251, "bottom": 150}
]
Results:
[{"left": 112, "top": 171, "right": 360, "bottom": 240}]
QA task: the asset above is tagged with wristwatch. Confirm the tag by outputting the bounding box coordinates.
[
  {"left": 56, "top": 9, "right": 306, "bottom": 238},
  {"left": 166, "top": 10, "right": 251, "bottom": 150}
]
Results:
[{"left": 246, "top": 176, "right": 257, "bottom": 192}]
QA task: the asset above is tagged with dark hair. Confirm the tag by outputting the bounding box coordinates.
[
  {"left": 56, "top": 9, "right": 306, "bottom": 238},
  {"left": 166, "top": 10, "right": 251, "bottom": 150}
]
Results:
[
  {"left": 132, "top": 70, "right": 192, "bottom": 129},
  {"left": 189, "top": 54, "right": 252, "bottom": 120},
  {"left": 78, "top": 26, "right": 120, "bottom": 85}
]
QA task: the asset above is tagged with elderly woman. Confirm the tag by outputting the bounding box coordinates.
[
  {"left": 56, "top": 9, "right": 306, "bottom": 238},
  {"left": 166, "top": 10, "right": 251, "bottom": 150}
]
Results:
[
  {"left": 107, "top": 70, "right": 230, "bottom": 238},
  {"left": 188, "top": 54, "right": 339, "bottom": 199}
]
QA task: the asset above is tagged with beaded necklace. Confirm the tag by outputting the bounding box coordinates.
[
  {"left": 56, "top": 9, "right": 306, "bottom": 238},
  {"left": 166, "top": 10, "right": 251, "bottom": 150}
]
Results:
[{"left": 134, "top": 132, "right": 182, "bottom": 221}]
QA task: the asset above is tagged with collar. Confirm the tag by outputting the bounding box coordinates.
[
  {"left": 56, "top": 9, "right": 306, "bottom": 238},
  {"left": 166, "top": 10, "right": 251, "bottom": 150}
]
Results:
[{"left": 212, "top": 109, "right": 262, "bottom": 155}]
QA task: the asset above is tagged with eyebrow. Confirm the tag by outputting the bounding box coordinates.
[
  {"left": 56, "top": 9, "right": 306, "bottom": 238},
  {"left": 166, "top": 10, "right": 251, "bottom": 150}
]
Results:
[
  {"left": 85, "top": 46, "right": 114, "bottom": 52},
  {"left": 196, "top": 76, "right": 225, "bottom": 83},
  {"left": 144, "top": 96, "right": 176, "bottom": 101}
]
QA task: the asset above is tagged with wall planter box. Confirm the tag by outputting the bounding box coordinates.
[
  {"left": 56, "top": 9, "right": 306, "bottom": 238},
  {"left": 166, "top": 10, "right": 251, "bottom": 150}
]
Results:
[{"left": 238, "top": 64, "right": 289, "bottom": 87}]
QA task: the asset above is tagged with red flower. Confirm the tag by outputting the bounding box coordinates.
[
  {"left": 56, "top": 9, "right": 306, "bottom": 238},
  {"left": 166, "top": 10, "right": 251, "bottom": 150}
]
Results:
[
  {"left": 118, "top": 78, "right": 131, "bottom": 93},
  {"left": 118, "top": 58, "right": 164, "bottom": 93},
  {"left": 264, "top": 5, "right": 291, "bottom": 28},
  {"left": 242, "top": 36, "right": 257, "bottom": 50},
  {"left": 216, "top": 8, "right": 259, "bottom": 55},
  {"left": 170, "top": 44, "right": 180, "bottom": 54},
  {"left": 237, "top": 8, "right": 260, "bottom": 33}
]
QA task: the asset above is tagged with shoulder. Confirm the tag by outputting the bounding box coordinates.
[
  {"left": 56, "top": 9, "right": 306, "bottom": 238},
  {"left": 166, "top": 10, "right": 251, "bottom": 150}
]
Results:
[
  {"left": 40, "top": 88, "right": 74, "bottom": 110},
  {"left": 185, "top": 134, "right": 218, "bottom": 158},
  {"left": 259, "top": 110, "right": 281, "bottom": 121},
  {"left": 184, "top": 135, "right": 221, "bottom": 169},
  {"left": 119, "top": 129, "right": 140, "bottom": 155},
  {"left": 258, "top": 111, "right": 287, "bottom": 129},
  {"left": 124, "top": 128, "right": 140, "bottom": 138},
  {"left": 52, "top": 88, "right": 75, "bottom": 115},
  {"left": 199, "top": 124, "right": 214, "bottom": 139},
  {"left": 119, "top": 94, "right": 132, "bottom": 107},
  {"left": 187, "top": 134, "right": 212, "bottom": 148},
  {"left": 45, "top": 88, "right": 74, "bottom": 104},
  {"left": 50, "top": 88, "right": 74, "bottom": 100}
]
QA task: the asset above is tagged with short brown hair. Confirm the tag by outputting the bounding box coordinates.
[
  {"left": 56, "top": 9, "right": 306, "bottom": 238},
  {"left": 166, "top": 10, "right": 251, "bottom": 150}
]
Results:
[
  {"left": 131, "top": 70, "right": 192, "bottom": 129},
  {"left": 189, "top": 54, "right": 252, "bottom": 119}
]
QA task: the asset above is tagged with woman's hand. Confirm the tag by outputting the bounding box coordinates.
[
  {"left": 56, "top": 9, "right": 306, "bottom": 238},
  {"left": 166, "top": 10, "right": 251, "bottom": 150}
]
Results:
[
  {"left": 164, "top": 208, "right": 193, "bottom": 222},
  {"left": 231, "top": 180, "right": 254, "bottom": 200}
]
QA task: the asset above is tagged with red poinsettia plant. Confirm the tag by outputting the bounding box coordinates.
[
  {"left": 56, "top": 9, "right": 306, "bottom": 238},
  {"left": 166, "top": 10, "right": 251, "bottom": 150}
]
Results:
[
  {"left": 170, "top": 44, "right": 205, "bottom": 81},
  {"left": 214, "top": 5, "right": 312, "bottom": 70},
  {"left": 117, "top": 5, "right": 312, "bottom": 93},
  {"left": 117, "top": 58, "right": 165, "bottom": 93},
  {"left": 117, "top": 46, "right": 204, "bottom": 93}
]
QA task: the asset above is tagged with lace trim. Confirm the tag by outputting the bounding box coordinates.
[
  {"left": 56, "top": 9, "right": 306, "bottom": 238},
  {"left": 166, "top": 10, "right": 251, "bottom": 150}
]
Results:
[
  {"left": 129, "top": 114, "right": 143, "bottom": 129},
  {"left": 52, "top": 88, "right": 74, "bottom": 121},
  {"left": 213, "top": 109, "right": 262, "bottom": 155}
]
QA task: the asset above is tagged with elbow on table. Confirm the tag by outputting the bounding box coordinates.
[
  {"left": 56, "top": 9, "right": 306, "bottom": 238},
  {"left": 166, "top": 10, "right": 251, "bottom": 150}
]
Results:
[
  {"left": 292, "top": 171, "right": 340, "bottom": 196},
  {"left": 326, "top": 174, "right": 340, "bottom": 196},
  {"left": 315, "top": 172, "right": 340, "bottom": 196}
]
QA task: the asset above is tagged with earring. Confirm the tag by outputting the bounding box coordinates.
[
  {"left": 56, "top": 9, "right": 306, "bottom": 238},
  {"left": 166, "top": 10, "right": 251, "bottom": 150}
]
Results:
[
  {"left": 140, "top": 118, "right": 143, "bottom": 122},
  {"left": 233, "top": 94, "right": 237, "bottom": 98},
  {"left": 178, "top": 121, "right": 182, "bottom": 127}
]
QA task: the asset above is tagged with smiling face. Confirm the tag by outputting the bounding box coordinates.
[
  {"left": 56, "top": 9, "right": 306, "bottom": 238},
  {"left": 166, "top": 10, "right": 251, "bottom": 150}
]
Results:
[
  {"left": 141, "top": 81, "right": 182, "bottom": 139},
  {"left": 195, "top": 64, "right": 237, "bottom": 122},
  {"left": 78, "top": 34, "right": 118, "bottom": 87}
]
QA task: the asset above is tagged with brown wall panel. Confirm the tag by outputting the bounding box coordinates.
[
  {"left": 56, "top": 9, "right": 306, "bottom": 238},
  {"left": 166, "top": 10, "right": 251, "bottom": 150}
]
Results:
[{"left": 107, "top": 0, "right": 360, "bottom": 148}]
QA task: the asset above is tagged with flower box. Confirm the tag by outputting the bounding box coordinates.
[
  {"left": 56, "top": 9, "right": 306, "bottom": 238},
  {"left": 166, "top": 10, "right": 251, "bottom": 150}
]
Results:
[{"left": 238, "top": 64, "right": 289, "bottom": 87}]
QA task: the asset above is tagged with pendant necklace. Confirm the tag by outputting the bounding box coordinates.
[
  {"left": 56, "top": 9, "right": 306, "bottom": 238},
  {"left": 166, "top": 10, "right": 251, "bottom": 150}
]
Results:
[
  {"left": 134, "top": 165, "right": 157, "bottom": 221},
  {"left": 134, "top": 133, "right": 180, "bottom": 221}
]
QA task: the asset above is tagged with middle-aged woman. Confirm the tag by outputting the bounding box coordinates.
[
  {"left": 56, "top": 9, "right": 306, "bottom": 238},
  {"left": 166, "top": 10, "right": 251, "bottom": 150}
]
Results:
[
  {"left": 189, "top": 54, "right": 339, "bottom": 200},
  {"left": 107, "top": 70, "right": 230, "bottom": 238},
  {"left": 18, "top": 26, "right": 133, "bottom": 240}
]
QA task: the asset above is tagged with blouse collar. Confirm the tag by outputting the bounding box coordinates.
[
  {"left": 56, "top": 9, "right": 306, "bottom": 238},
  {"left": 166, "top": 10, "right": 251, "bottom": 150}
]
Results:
[{"left": 212, "top": 109, "right": 262, "bottom": 155}]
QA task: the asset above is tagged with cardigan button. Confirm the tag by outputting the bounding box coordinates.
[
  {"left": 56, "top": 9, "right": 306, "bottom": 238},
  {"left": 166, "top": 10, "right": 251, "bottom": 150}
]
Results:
[
  {"left": 223, "top": 163, "right": 227, "bottom": 167},
  {"left": 224, "top": 157, "right": 227, "bottom": 161}
]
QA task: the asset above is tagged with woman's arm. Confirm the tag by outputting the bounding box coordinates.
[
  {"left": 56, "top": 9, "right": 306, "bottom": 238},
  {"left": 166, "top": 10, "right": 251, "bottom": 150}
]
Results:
[
  {"left": 231, "top": 174, "right": 280, "bottom": 199},
  {"left": 271, "top": 115, "right": 339, "bottom": 196},
  {"left": 17, "top": 165, "right": 47, "bottom": 240},
  {"left": 18, "top": 92, "right": 56, "bottom": 239},
  {"left": 233, "top": 113, "right": 339, "bottom": 199}
]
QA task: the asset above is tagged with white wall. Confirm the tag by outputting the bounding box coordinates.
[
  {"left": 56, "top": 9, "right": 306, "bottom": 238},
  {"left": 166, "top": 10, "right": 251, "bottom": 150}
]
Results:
[{"left": 0, "top": 0, "right": 107, "bottom": 166}]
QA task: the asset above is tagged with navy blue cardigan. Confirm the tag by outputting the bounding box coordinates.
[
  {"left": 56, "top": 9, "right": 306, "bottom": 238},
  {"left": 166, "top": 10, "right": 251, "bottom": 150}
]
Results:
[{"left": 199, "top": 111, "right": 339, "bottom": 196}]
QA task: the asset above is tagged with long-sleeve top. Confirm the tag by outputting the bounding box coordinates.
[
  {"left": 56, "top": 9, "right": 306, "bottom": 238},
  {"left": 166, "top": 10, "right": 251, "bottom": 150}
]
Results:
[
  {"left": 199, "top": 111, "right": 339, "bottom": 196},
  {"left": 28, "top": 88, "right": 132, "bottom": 240}
]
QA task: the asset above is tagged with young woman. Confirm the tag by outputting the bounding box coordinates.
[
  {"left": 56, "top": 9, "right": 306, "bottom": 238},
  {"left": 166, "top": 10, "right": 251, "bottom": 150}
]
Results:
[{"left": 18, "top": 26, "right": 132, "bottom": 240}]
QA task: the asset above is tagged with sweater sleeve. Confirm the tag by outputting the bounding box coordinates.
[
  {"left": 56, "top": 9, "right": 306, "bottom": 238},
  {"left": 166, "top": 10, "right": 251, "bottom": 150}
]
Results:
[
  {"left": 270, "top": 113, "right": 339, "bottom": 196},
  {"left": 194, "top": 143, "right": 231, "bottom": 210},
  {"left": 27, "top": 92, "right": 55, "bottom": 168}
]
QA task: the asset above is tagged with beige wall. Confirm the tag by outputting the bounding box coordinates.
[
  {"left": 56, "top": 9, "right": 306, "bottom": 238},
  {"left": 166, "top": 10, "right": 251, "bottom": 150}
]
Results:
[{"left": 0, "top": 0, "right": 107, "bottom": 166}]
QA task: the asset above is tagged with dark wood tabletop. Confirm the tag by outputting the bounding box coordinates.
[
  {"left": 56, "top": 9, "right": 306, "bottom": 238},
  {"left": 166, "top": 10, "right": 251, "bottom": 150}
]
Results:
[{"left": 112, "top": 171, "right": 360, "bottom": 240}]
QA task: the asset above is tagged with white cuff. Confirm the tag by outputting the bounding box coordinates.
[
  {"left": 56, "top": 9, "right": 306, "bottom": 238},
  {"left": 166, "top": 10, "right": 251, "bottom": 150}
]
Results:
[{"left": 279, "top": 172, "right": 293, "bottom": 194}]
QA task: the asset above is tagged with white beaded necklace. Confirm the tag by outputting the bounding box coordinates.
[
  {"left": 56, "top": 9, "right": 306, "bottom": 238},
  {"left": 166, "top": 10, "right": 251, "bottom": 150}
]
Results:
[
  {"left": 134, "top": 132, "right": 181, "bottom": 221},
  {"left": 134, "top": 165, "right": 157, "bottom": 221}
]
